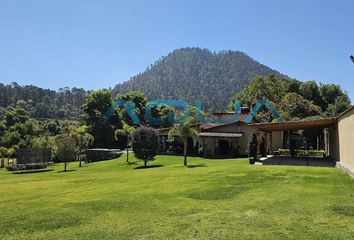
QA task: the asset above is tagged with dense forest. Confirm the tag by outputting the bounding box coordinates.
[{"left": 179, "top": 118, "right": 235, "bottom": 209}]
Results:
[
  {"left": 0, "top": 82, "right": 86, "bottom": 119},
  {"left": 113, "top": 48, "right": 284, "bottom": 112}
]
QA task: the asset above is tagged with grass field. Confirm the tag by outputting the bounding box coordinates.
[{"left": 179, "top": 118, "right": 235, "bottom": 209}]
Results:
[{"left": 0, "top": 154, "right": 354, "bottom": 239}]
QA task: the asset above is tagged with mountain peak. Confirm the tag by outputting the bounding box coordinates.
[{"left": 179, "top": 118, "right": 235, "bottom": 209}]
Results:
[{"left": 113, "top": 48, "right": 285, "bottom": 111}]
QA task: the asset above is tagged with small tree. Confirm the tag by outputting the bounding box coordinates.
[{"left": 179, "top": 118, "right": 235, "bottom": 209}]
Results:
[
  {"left": 115, "top": 123, "right": 135, "bottom": 163},
  {"left": 56, "top": 135, "right": 76, "bottom": 171},
  {"left": 72, "top": 126, "right": 94, "bottom": 167},
  {"left": 7, "top": 147, "right": 16, "bottom": 159},
  {"left": 0, "top": 147, "right": 7, "bottom": 168},
  {"left": 248, "top": 134, "right": 257, "bottom": 165},
  {"left": 168, "top": 117, "right": 198, "bottom": 166},
  {"left": 131, "top": 126, "right": 158, "bottom": 167}
]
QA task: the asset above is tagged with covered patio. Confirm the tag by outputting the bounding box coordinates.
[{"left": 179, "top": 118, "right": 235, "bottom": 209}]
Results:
[
  {"left": 250, "top": 117, "right": 338, "bottom": 163},
  {"left": 198, "top": 132, "right": 243, "bottom": 158}
]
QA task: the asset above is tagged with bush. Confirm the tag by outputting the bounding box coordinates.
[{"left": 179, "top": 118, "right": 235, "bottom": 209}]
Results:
[
  {"left": 278, "top": 149, "right": 325, "bottom": 157},
  {"left": 248, "top": 134, "right": 257, "bottom": 164},
  {"left": 132, "top": 126, "right": 159, "bottom": 167}
]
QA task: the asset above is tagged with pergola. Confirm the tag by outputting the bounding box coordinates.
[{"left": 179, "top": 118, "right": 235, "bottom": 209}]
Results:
[
  {"left": 249, "top": 117, "right": 338, "bottom": 158},
  {"left": 198, "top": 132, "right": 243, "bottom": 138},
  {"left": 250, "top": 118, "right": 337, "bottom": 132}
]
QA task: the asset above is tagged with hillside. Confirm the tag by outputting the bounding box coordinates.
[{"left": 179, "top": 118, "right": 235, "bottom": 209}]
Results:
[{"left": 113, "top": 48, "right": 285, "bottom": 111}]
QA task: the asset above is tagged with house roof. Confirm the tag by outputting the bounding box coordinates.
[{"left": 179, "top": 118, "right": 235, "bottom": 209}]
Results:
[
  {"left": 201, "top": 121, "right": 247, "bottom": 132},
  {"left": 200, "top": 123, "right": 222, "bottom": 130},
  {"left": 336, "top": 105, "right": 354, "bottom": 120},
  {"left": 198, "top": 132, "right": 243, "bottom": 138}
]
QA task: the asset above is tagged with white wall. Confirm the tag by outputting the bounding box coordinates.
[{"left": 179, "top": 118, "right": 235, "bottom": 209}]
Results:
[{"left": 337, "top": 108, "right": 354, "bottom": 171}]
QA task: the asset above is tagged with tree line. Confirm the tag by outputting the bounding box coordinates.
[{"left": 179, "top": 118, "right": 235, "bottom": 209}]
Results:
[
  {"left": 228, "top": 75, "right": 351, "bottom": 122},
  {"left": 0, "top": 82, "right": 86, "bottom": 119}
]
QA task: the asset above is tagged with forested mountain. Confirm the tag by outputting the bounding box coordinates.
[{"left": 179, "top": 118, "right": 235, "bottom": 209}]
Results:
[
  {"left": 0, "top": 48, "right": 286, "bottom": 118},
  {"left": 0, "top": 83, "right": 86, "bottom": 119},
  {"left": 113, "top": 48, "right": 285, "bottom": 111},
  {"left": 0, "top": 48, "right": 351, "bottom": 151}
]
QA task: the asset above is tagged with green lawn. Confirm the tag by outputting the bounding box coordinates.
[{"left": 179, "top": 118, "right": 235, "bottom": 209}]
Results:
[{"left": 0, "top": 155, "right": 354, "bottom": 240}]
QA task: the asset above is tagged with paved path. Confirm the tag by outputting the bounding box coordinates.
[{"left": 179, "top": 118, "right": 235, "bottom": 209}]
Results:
[{"left": 257, "top": 155, "right": 335, "bottom": 167}]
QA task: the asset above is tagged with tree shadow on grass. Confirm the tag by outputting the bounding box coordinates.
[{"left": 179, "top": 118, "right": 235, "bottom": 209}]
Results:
[
  {"left": 12, "top": 169, "right": 54, "bottom": 174},
  {"left": 127, "top": 161, "right": 139, "bottom": 165},
  {"left": 134, "top": 165, "right": 163, "bottom": 170},
  {"left": 175, "top": 164, "right": 207, "bottom": 168},
  {"left": 77, "top": 165, "right": 89, "bottom": 168},
  {"left": 57, "top": 169, "right": 77, "bottom": 173},
  {"left": 187, "top": 164, "right": 207, "bottom": 168},
  {"left": 330, "top": 205, "right": 354, "bottom": 217}
]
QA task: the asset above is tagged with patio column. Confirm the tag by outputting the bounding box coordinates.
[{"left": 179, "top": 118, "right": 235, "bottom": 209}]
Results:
[
  {"left": 162, "top": 136, "right": 166, "bottom": 152},
  {"left": 268, "top": 132, "right": 273, "bottom": 154},
  {"left": 213, "top": 138, "right": 216, "bottom": 155},
  {"left": 287, "top": 131, "right": 290, "bottom": 149},
  {"left": 324, "top": 128, "right": 329, "bottom": 156},
  {"left": 256, "top": 131, "right": 261, "bottom": 161}
]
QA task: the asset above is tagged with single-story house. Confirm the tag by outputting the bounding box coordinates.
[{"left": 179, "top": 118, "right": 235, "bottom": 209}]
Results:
[{"left": 158, "top": 106, "right": 354, "bottom": 179}]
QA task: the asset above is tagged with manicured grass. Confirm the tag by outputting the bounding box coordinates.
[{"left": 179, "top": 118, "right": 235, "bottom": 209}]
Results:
[{"left": 0, "top": 155, "right": 354, "bottom": 239}]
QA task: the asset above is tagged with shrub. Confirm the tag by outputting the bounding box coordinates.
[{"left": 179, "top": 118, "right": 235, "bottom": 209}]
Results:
[
  {"left": 248, "top": 134, "right": 257, "bottom": 164},
  {"left": 132, "top": 126, "right": 159, "bottom": 167},
  {"left": 278, "top": 149, "right": 325, "bottom": 157},
  {"left": 0, "top": 147, "right": 7, "bottom": 168}
]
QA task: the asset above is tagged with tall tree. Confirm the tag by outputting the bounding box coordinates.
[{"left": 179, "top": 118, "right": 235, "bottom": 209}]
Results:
[
  {"left": 278, "top": 93, "right": 322, "bottom": 120},
  {"left": 83, "top": 90, "right": 119, "bottom": 148},
  {"left": 299, "top": 80, "right": 324, "bottom": 108},
  {"left": 229, "top": 75, "right": 286, "bottom": 109},
  {"left": 325, "top": 96, "right": 351, "bottom": 117},
  {"left": 228, "top": 75, "right": 286, "bottom": 122},
  {"left": 319, "top": 83, "right": 350, "bottom": 111},
  {"left": 115, "top": 91, "right": 148, "bottom": 125}
]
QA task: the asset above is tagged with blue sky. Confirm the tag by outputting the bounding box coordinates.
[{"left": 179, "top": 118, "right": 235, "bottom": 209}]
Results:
[{"left": 0, "top": 0, "right": 353, "bottom": 100}]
